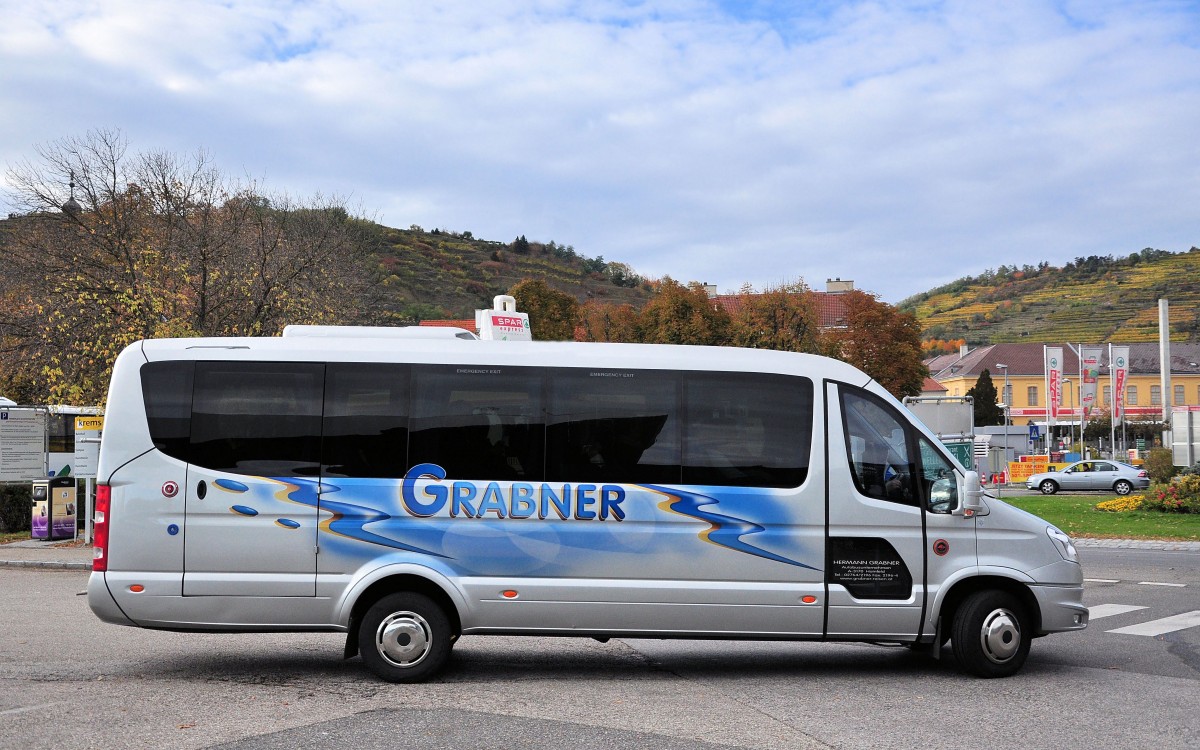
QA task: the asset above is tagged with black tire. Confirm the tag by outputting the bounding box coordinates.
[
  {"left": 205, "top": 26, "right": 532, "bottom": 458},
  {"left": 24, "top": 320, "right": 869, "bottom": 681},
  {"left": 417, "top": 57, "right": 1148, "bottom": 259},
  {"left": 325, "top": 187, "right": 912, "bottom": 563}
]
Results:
[
  {"left": 1113, "top": 480, "right": 1133, "bottom": 496},
  {"left": 1039, "top": 479, "right": 1059, "bottom": 495},
  {"left": 358, "top": 592, "right": 452, "bottom": 683},
  {"left": 951, "top": 590, "right": 1031, "bottom": 678}
]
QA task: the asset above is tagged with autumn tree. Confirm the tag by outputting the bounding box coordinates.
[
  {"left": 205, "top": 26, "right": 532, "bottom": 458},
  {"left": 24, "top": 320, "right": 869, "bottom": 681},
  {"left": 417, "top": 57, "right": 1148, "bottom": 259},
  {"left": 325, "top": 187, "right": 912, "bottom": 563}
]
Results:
[
  {"left": 508, "top": 278, "right": 580, "bottom": 341},
  {"left": 635, "top": 278, "right": 733, "bottom": 346},
  {"left": 0, "top": 129, "right": 375, "bottom": 403},
  {"left": 966, "top": 369, "right": 1004, "bottom": 426},
  {"left": 824, "top": 290, "right": 927, "bottom": 398},
  {"left": 729, "top": 280, "right": 823, "bottom": 354},
  {"left": 575, "top": 300, "right": 640, "bottom": 343}
]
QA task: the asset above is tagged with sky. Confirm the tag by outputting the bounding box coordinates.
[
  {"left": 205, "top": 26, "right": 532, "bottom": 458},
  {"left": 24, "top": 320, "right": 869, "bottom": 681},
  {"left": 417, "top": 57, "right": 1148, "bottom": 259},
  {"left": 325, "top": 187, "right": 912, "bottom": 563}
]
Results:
[{"left": 2, "top": 0, "right": 1198, "bottom": 303}]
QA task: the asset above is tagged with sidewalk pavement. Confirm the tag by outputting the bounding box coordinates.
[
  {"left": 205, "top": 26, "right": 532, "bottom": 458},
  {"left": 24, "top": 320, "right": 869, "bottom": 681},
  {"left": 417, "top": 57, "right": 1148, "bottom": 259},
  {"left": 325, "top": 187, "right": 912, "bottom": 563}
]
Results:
[
  {"left": 2, "top": 535, "right": 1198, "bottom": 572},
  {"left": 0, "top": 539, "right": 92, "bottom": 570}
]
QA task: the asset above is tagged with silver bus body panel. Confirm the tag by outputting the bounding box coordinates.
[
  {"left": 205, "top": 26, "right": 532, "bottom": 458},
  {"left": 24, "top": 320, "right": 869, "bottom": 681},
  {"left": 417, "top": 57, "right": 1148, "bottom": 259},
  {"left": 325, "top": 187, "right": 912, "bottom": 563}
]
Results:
[
  {"left": 457, "top": 576, "right": 826, "bottom": 636},
  {"left": 88, "top": 335, "right": 1084, "bottom": 657}
]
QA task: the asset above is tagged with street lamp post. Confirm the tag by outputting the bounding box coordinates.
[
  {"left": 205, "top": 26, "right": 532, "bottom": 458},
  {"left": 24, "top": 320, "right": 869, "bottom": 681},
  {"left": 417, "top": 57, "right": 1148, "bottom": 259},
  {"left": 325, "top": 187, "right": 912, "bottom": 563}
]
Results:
[
  {"left": 1063, "top": 377, "right": 1076, "bottom": 454},
  {"left": 997, "top": 363, "right": 1009, "bottom": 484}
]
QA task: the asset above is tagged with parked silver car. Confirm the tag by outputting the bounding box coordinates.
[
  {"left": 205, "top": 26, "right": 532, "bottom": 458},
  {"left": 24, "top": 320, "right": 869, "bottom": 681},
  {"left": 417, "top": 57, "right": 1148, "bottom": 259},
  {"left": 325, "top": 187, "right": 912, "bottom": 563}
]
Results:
[{"left": 1026, "top": 460, "right": 1150, "bottom": 496}]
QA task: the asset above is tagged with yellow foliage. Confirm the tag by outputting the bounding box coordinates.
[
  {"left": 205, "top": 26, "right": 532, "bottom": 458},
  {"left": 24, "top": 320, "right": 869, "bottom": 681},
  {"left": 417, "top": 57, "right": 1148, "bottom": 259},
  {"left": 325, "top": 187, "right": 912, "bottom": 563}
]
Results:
[{"left": 1095, "top": 495, "right": 1144, "bottom": 512}]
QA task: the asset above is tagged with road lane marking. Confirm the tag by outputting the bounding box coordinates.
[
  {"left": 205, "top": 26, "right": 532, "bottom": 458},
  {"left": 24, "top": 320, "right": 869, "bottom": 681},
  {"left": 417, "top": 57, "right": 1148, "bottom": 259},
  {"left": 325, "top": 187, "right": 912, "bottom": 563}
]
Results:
[
  {"left": 0, "top": 703, "right": 64, "bottom": 717},
  {"left": 1136, "top": 581, "right": 1186, "bottom": 587},
  {"left": 1085, "top": 578, "right": 1119, "bottom": 583},
  {"left": 1087, "top": 604, "right": 1148, "bottom": 620},
  {"left": 1107, "top": 610, "right": 1200, "bottom": 637}
]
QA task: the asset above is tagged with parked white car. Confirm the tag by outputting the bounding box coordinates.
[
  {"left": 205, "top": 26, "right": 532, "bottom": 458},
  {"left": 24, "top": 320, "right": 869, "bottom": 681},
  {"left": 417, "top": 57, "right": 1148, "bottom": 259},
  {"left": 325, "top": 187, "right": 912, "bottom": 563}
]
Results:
[{"left": 1026, "top": 460, "right": 1150, "bottom": 496}]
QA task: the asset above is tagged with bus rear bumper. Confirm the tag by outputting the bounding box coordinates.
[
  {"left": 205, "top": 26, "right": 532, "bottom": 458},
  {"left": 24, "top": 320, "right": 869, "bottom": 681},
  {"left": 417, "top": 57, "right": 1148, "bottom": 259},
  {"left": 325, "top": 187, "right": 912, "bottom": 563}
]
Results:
[{"left": 87, "top": 572, "right": 135, "bottom": 626}]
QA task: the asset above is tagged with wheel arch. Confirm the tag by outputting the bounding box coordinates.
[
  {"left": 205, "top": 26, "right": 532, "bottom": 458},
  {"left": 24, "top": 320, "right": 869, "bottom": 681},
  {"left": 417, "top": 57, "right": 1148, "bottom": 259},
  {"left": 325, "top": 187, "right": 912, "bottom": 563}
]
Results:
[
  {"left": 936, "top": 574, "right": 1041, "bottom": 637},
  {"left": 339, "top": 568, "right": 465, "bottom": 659}
]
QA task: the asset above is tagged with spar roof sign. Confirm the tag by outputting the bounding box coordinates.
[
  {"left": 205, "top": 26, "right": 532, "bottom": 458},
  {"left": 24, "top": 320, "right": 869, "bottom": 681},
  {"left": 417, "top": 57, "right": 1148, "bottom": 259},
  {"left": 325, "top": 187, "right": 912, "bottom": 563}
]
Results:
[{"left": 477, "top": 295, "right": 532, "bottom": 341}]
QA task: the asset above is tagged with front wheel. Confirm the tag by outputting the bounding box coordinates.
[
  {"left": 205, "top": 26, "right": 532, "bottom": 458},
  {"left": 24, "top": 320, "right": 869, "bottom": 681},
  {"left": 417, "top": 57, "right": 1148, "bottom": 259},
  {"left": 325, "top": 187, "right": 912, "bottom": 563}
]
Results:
[
  {"left": 1039, "top": 479, "right": 1059, "bottom": 495},
  {"left": 1113, "top": 480, "right": 1133, "bottom": 496},
  {"left": 358, "top": 592, "right": 452, "bottom": 683},
  {"left": 951, "top": 590, "right": 1031, "bottom": 678}
]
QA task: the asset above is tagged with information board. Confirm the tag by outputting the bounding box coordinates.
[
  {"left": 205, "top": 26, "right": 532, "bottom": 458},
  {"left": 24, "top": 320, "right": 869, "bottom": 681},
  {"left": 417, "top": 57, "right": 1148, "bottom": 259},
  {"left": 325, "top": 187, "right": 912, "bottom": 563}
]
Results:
[
  {"left": 0, "top": 408, "right": 48, "bottom": 482},
  {"left": 73, "top": 415, "right": 103, "bottom": 478}
]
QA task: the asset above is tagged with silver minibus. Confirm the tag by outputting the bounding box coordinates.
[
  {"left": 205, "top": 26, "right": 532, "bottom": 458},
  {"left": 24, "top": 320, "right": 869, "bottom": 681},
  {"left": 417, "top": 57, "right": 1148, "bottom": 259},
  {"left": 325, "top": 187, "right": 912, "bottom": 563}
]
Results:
[{"left": 88, "top": 333, "right": 1087, "bottom": 681}]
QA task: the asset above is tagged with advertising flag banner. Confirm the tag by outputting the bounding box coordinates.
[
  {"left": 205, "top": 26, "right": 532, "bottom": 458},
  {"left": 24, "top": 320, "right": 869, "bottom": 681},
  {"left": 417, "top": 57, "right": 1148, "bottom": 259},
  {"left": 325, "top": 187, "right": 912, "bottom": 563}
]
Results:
[
  {"left": 1111, "top": 345, "right": 1130, "bottom": 427},
  {"left": 1080, "top": 345, "right": 1102, "bottom": 429},
  {"left": 1045, "top": 346, "right": 1063, "bottom": 426}
]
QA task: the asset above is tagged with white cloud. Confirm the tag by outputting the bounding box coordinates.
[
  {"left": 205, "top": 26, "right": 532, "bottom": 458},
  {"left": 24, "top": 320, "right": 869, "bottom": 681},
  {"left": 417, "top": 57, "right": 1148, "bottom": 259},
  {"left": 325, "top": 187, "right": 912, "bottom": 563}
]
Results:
[{"left": 2, "top": 0, "right": 1198, "bottom": 302}]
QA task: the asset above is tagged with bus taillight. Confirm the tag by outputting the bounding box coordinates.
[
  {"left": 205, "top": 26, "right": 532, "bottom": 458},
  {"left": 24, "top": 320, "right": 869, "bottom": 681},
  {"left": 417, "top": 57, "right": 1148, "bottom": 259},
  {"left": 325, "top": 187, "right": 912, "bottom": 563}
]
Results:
[{"left": 93, "top": 484, "right": 110, "bottom": 572}]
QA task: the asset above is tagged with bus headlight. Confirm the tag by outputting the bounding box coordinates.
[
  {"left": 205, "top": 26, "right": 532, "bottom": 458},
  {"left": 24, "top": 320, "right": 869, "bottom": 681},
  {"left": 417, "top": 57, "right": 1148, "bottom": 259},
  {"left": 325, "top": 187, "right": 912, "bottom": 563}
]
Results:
[{"left": 1047, "top": 526, "right": 1078, "bottom": 563}]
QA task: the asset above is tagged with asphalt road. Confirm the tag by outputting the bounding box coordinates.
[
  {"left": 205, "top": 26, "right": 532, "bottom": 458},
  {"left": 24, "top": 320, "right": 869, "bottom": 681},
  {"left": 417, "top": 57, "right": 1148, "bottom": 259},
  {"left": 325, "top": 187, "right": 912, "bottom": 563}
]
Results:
[{"left": 0, "top": 547, "right": 1196, "bottom": 750}]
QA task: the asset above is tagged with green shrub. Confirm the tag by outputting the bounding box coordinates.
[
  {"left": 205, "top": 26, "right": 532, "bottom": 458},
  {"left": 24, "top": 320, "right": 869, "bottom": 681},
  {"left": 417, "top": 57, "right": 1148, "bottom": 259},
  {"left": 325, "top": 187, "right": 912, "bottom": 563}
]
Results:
[
  {"left": 1144, "top": 448, "right": 1178, "bottom": 483},
  {"left": 1178, "top": 461, "right": 1200, "bottom": 477},
  {"left": 0, "top": 484, "right": 31, "bottom": 533}
]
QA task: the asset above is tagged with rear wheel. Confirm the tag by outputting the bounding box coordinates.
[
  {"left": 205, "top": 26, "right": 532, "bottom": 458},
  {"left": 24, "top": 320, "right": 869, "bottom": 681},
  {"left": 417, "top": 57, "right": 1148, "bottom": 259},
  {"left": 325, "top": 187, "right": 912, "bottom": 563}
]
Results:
[
  {"left": 1039, "top": 479, "right": 1059, "bottom": 495},
  {"left": 358, "top": 592, "right": 452, "bottom": 683},
  {"left": 951, "top": 590, "right": 1031, "bottom": 678},
  {"left": 1113, "top": 480, "right": 1133, "bottom": 496}
]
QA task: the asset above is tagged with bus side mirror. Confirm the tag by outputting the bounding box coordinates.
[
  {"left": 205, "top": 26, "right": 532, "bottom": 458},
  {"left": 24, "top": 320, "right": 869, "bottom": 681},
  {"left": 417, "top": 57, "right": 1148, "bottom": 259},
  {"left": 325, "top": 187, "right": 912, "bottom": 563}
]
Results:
[{"left": 956, "top": 470, "right": 987, "bottom": 517}]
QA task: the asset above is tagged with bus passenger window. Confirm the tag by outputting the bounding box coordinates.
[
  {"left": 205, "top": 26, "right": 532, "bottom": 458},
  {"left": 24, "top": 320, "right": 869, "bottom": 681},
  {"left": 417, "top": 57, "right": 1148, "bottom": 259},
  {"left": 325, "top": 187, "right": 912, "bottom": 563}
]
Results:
[
  {"left": 409, "top": 367, "right": 544, "bottom": 480},
  {"left": 546, "top": 369, "right": 680, "bottom": 484},
  {"left": 189, "top": 362, "right": 324, "bottom": 477},
  {"left": 683, "top": 373, "right": 812, "bottom": 488},
  {"left": 141, "top": 360, "right": 195, "bottom": 463},
  {"left": 323, "top": 363, "right": 410, "bottom": 478}
]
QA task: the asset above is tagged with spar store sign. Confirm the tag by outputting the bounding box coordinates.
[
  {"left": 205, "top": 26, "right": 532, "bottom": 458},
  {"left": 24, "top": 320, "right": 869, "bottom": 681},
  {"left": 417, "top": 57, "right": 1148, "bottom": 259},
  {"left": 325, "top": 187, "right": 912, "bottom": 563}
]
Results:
[{"left": 480, "top": 312, "right": 532, "bottom": 341}]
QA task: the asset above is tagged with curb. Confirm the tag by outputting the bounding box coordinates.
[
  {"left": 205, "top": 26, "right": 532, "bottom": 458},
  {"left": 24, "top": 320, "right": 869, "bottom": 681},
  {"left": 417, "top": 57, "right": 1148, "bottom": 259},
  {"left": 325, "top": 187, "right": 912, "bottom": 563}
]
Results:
[
  {"left": 0, "top": 560, "right": 91, "bottom": 571},
  {"left": 1074, "top": 538, "right": 1200, "bottom": 552}
]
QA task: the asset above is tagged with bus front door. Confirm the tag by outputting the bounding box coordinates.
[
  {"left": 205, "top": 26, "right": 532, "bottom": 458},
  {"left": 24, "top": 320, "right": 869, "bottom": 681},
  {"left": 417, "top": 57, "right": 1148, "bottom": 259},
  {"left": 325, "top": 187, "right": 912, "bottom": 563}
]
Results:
[{"left": 824, "top": 383, "right": 926, "bottom": 639}]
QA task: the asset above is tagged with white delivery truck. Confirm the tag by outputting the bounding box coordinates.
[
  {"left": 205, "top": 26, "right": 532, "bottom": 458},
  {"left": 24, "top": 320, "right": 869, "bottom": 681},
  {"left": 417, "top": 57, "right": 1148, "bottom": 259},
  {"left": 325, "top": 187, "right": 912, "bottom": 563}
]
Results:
[{"left": 88, "top": 333, "right": 1087, "bottom": 681}]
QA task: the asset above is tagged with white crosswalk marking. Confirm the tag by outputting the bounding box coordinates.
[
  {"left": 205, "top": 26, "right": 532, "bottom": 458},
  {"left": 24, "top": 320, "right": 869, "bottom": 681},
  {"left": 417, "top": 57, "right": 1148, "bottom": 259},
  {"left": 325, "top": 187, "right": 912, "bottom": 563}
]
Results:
[
  {"left": 1088, "top": 604, "right": 1148, "bottom": 620},
  {"left": 1136, "top": 581, "right": 1186, "bottom": 587},
  {"left": 1107, "top": 610, "right": 1200, "bottom": 637}
]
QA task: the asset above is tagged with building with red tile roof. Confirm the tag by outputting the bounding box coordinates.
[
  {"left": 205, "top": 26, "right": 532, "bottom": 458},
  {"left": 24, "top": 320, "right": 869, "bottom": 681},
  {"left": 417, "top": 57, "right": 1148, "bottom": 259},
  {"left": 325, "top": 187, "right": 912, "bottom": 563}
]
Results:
[{"left": 708, "top": 278, "right": 854, "bottom": 329}]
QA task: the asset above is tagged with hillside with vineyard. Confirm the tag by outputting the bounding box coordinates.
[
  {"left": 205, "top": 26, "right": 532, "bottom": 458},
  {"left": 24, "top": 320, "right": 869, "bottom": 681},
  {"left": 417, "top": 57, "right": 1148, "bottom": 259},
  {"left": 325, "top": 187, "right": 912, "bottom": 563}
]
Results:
[{"left": 899, "top": 248, "right": 1200, "bottom": 347}]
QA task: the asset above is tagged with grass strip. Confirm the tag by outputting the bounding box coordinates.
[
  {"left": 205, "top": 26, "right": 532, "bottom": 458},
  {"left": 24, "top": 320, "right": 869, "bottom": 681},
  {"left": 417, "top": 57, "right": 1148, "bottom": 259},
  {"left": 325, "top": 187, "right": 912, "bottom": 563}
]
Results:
[{"left": 1004, "top": 495, "right": 1200, "bottom": 541}]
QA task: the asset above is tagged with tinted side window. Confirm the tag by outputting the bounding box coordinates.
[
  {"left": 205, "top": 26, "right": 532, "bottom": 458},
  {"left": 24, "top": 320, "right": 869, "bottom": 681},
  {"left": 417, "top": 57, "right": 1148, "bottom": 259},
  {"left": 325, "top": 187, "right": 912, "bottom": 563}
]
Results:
[
  {"left": 683, "top": 373, "right": 813, "bottom": 488},
  {"left": 918, "top": 437, "right": 957, "bottom": 514},
  {"left": 141, "top": 360, "right": 195, "bottom": 462},
  {"left": 409, "top": 367, "right": 544, "bottom": 480},
  {"left": 189, "top": 362, "right": 324, "bottom": 477},
  {"left": 547, "top": 370, "right": 681, "bottom": 484},
  {"left": 841, "top": 389, "right": 918, "bottom": 507},
  {"left": 323, "top": 363, "right": 410, "bottom": 478}
]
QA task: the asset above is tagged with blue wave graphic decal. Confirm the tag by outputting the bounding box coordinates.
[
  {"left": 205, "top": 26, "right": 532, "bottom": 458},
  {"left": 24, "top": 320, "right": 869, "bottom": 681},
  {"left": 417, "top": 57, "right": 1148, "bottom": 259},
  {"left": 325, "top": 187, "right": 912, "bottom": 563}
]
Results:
[
  {"left": 317, "top": 488, "right": 451, "bottom": 559},
  {"left": 642, "top": 485, "right": 818, "bottom": 570},
  {"left": 230, "top": 505, "right": 258, "bottom": 517},
  {"left": 214, "top": 479, "right": 249, "bottom": 493},
  {"left": 275, "top": 518, "right": 301, "bottom": 529}
]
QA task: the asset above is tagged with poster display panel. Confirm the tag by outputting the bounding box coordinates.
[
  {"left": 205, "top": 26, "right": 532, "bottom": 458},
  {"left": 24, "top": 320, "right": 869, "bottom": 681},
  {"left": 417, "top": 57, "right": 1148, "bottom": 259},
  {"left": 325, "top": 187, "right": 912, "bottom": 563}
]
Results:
[{"left": 0, "top": 408, "right": 47, "bottom": 482}]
